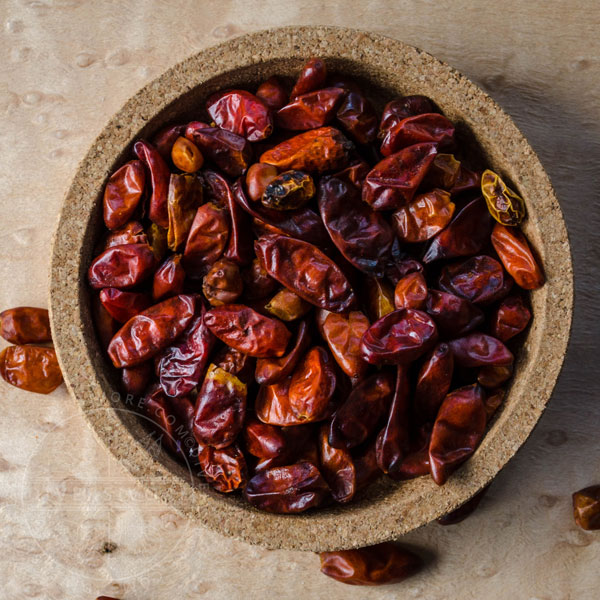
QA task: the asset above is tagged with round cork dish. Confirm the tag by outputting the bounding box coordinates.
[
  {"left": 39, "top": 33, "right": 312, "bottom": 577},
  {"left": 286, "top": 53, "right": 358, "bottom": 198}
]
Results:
[{"left": 48, "top": 26, "right": 573, "bottom": 552}]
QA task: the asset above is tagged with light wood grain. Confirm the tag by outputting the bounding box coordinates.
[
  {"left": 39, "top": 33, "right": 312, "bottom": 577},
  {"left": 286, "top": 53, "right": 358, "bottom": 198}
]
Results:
[{"left": 0, "top": 1, "right": 598, "bottom": 598}]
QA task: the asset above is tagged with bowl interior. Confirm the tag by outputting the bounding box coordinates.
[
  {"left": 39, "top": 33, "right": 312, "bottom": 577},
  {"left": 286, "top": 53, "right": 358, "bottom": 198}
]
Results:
[{"left": 49, "top": 26, "right": 573, "bottom": 551}]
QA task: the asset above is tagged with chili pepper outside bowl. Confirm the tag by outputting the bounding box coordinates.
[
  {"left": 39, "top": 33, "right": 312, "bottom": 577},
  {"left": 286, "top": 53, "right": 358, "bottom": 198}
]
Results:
[{"left": 49, "top": 26, "right": 573, "bottom": 551}]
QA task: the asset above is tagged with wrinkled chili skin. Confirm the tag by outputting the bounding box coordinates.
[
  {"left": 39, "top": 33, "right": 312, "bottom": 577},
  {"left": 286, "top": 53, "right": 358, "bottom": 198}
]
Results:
[
  {"left": 429, "top": 384, "right": 487, "bottom": 485},
  {"left": 153, "top": 254, "right": 185, "bottom": 301},
  {"left": 260, "top": 127, "right": 353, "bottom": 173},
  {"left": 319, "top": 423, "right": 356, "bottom": 503},
  {"left": 439, "top": 255, "right": 506, "bottom": 305},
  {"left": 449, "top": 333, "right": 513, "bottom": 367},
  {"left": 277, "top": 87, "right": 346, "bottom": 131},
  {"left": 255, "top": 234, "right": 356, "bottom": 313},
  {"left": 183, "top": 202, "right": 230, "bottom": 277},
  {"left": 133, "top": 140, "right": 171, "bottom": 228},
  {"left": 102, "top": 220, "right": 148, "bottom": 250},
  {"left": 245, "top": 461, "right": 329, "bottom": 513},
  {"left": 394, "top": 272, "right": 428, "bottom": 310},
  {"left": 187, "top": 126, "right": 253, "bottom": 177},
  {"left": 437, "top": 485, "right": 490, "bottom": 525},
  {"left": 121, "top": 362, "right": 152, "bottom": 396},
  {"left": 206, "top": 89, "right": 273, "bottom": 141},
  {"left": 288, "top": 346, "right": 337, "bottom": 423},
  {"left": 317, "top": 310, "right": 369, "bottom": 383},
  {"left": 204, "top": 304, "right": 291, "bottom": 358},
  {"left": 414, "top": 343, "right": 454, "bottom": 423},
  {"left": 362, "top": 142, "right": 438, "bottom": 211},
  {"left": 103, "top": 160, "right": 145, "bottom": 230},
  {"left": 318, "top": 177, "right": 393, "bottom": 276},
  {"left": 107, "top": 295, "right": 196, "bottom": 368},
  {"left": 425, "top": 289, "right": 484, "bottom": 338},
  {"left": 393, "top": 189, "right": 455, "bottom": 243},
  {"left": 0, "top": 307, "right": 51, "bottom": 344},
  {"left": 492, "top": 295, "right": 531, "bottom": 341},
  {"left": 491, "top": 223, "right": 545, "bottom": 290},
  {"left": 202, "top": 258, "right": 243, "bottom": 307},
  {"left": 255, "top": 376, "right": 305, "bottom": 426},
  {"left": 232, "top": 178, "right": 330, "bottom": 249},
  {"left": 481, "top": 169, "right": 526, "bottom": 226},
  {"left": 422, "top": 197, "right": 493, "bottom": 263},
  {"left": 376, "top": 367, "right": 411, "bottom": 476},
  {"left": 156, "top": 300, "right": 215, "bottom": 397},
  {"left": 329, "top": 371, "right": 395, "bottom": 450},
  {"left": 166, "top": 173, "right": 203, "bottom": 251},
  {"left": 244, "top": 416, "right": 286, "bottom": 458},
  {"left": 572, "top": 485, "right": 600, "bottom": 530},
  {"left": 336, "top": 91, "right": 378, "bottom": 144},
  {"left": 320, "top": 543, "right": 422, "bottom": 586},
  {"left": 199, "top": 443, "right": 247, "bottom": 493},
  {"left": 99, "top": 288, "right": 151, "bottom": 323},
  {"left": 290, "top": 57, "right": 327, "bottom": 99},
  {"left": 192, "top": 364, "right": 247, "bottom": 448},
  {"left": 360, "top": 308, "right": 438, "bottom": 365},
  {"left": 381, "top": 113, "right": 455, "bottom": 157},
  {"left": 255, "top": 319, "right": 311, "bottom": 385},
  {"left": 379, "top": 95, "right": 437, "bottom": 134},
  {"left": 256, "top": 76, "right": 288, "bottom": 111},
  {"left": 88, "top": 243, "right": 157, "bottom": 290},
  {"left": 0, "top": 345, "right": 63, "bottom": 394}
]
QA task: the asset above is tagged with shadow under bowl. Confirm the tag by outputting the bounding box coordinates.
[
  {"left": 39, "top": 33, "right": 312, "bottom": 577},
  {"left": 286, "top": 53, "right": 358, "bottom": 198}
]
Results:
[{"left": 49, "top": 26, "right": 573, "bottom": 552}]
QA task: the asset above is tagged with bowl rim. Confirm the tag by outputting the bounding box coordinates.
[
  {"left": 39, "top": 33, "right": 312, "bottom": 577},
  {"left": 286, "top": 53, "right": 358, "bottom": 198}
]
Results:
[{"left": 48, "top": 25, "right": 573, "bottom": 551}]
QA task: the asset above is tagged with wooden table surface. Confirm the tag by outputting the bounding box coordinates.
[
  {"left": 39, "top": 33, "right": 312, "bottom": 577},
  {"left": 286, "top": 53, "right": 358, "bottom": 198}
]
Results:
[{"left": 1, "top": 1, "right": 598, "bottom": 598}]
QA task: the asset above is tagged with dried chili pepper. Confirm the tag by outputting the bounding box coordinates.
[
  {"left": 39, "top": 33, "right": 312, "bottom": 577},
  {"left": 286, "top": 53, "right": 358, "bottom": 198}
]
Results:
[
  {"left": 133, "top": 140, "right": 170, "bottom": 227},
  {"left": 481, "top": 169, "right": 526, "bottom": 226},
  {"left": 260, "top": 127, "right": 353, "bottom": 173},
  {"left": 0, "top": 345, "right": 63, "bottom": 394},
  {"left": 245, "top": 461, "right": 329, "bottom": 513},
  {"left": 362, "top": 142, "right": 438, "bottom": 210},
  {"left": 320, "top": 543, "right": 422, "bottom": 586},
  {"left": 360, "top": 308, "right": 438, "bottom": 365},
  {"left": 255, "top": 233, "right": 356, "bottom": 313},
  {"left": 262, "top": 170, "right": 315, "bottom": 210},
  {"left": 0, "top": 307, "right": 51, "bottom": 345},
  {"left": 572, "top": 485, "right": 600, "bottom": 530},
  {"left": 88, "top": 243, "right": 157, "bottom": 290},
  {"left": 107, "top": 295, "right": 196, "bottom": 367},
  {"left": 103, "top": 160, "right": 145, "bottom": 230},
  {"left": 429, "top": 384, "right": 486, "bottom": 485},
  {"left": 207, "top": 89, "right": 273, "bottom": 141},
  {"left": 193, "top": 364, "right": 247, "bottom": 448},
  {"left": 318, "top": 176, "right": 393, "bottom": 276},
  {"left": 491, "top": 223, "right": 545, "bottom": 290},
  {"left": 204, "top": 304, "right": 290, "bottom": 358}
]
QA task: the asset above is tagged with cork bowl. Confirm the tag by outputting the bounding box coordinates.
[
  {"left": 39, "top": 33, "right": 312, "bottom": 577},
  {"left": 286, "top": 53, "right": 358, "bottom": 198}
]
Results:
[{"left": 49, "top": 26, "right": 573, "bottom": 552}]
